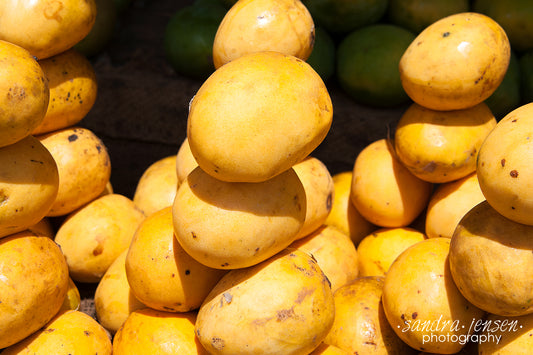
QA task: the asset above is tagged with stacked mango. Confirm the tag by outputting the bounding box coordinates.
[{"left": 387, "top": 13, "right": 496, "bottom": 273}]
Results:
[{"left": 0, "top": 1, "right": 132, "bottom": 353}]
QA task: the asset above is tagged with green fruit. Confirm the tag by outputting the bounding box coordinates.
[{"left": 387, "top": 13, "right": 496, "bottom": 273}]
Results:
[
  {"left": 74, "top": 0, "right": 118, "bottom": 57},
  {"left": 485, "top": 50, "right": 521, "bottom": 120},
  {"left": 306, "top": 27, "right": 336, "bottom": 82},
  {"left": 519, "top": 50, "right": 533, "bottom": 104},
  {"left": 336, "top": 24, "right": 416, "bottom": 107},
  {"left": 164, "top": 0, "right": 227, "bottom": 79},
  {"left": 473, "top": 0, "right": 533, "bottom": 53},
  {"left": 387, "top": 0, "right": 470, "bottom": 34},
  {"left": 302, "top": 0, "right": 388, "bottom": 36}
]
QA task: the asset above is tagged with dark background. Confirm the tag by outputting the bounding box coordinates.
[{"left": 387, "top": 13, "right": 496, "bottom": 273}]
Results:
[{"left": 81, "top": 0, "right": 408, "bottom": 200}]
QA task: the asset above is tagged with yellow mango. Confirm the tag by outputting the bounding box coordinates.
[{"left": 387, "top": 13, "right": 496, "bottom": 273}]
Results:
[
  {"left": 399, "top": 12, "right": 510, "bottom": 110},
  {"left": 213, "top": 0, "right": 314, "bottom": 68},
  {"left": 187, "top": 51, "right": 332, "bottom": 183}
]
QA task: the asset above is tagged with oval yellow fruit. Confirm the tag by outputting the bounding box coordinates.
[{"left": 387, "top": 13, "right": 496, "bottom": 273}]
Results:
[
  {"left": 293, "top": 156, "right": 334, "bottom": 239},
  {"left": 54, "top": 193, "right": 145, "bottom": 283},
  {"left": 324, "top": 276, "right": 417, "bottom": 355},
  {"left": 126, "top": 207, "right": 227, "bottom": 312},
  {"left": 2, "top": 310, "right": 112, "bottom": 355},
  {"left": 399, "top": 12, "right": 510, "bottom": 110},
  {"left": 356, "top": 227, "right": 426, "bottom": 277},
  {"left": 133, "top": 155, "right": 179, "bottom": 216},
  {"left": 477, "top": 313, "right": 533, "bottom": 354},
  {"left": 33, "top": 48, "right": 98, "bottom": 135},
  {"left": 0, "top": 40, "right": 49, "bottom": 148},
  {"left": 94, "top": 249, "right": 146, "bottom": 334},
  {"left": 324, "top": 171, "right": 376, "bottom": 245},
  {"left": 290, "top": 225, "right": 359, "bottom": 292},
  {"left": 394, "top": 102, "right": 497, "bottom": 183},
  {"left": 477, "top": 102, "right": 533, "bottom": 225},
  {"left": 175, "top": 137, "right": 198, "bottom": 184},
  {"left": 350, "top": 138, "right": 433, "bottom": 227},
  {"left": 425, "top": 172, "right": 486, "bottom": 239},
  {"left": 195, "top": 248, "right": 335, "bottom": 354},
  {"left": 0, "top": 135, "right": 59, "bottom": 238},
  {"left": 449, "top": 200, "right": 533, "bottom": 316},
  {"left": 213, "top": 0, "right": 315, "bottom": 68},
  {"left": 172, "top": 166, "right": 306, "bottom": 269},
  {"left": 382, "top": 237, "right": 484, "bottom": 353},
  {"left": 0, "top": 231, "right": 69, "bottom": 349},
  {"left": 113, "top": 309, "right": 208, "bottom": 355},
  {"left": 0, "top": 0, "right": 97, "bottom": 60},
  {"left": 37, "top": 126, "right": 112, "bottom": 217},
  {"left": 188, "top": 51, "right": 332, "bottom": 183}
]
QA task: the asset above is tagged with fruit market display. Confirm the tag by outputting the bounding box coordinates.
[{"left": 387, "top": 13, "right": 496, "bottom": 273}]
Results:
[{"left": 2, "top": 0, "right": 533, "bottom": 354}]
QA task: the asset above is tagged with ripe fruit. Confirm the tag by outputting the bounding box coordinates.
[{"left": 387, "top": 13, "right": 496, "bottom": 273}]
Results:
[
  {"left": 292, "top": 156, "right": 334, "bottom": 239},
  {"left": 476, "top": 102, "right": 533, "bottom": 225},
  {"left": 195, "top": 248, "right": 335, "bottom": 354},
  {"left": 382, "top": 237, "right": 484, "bottom": 353},
  {"left": 54, "top": 193, "right": 145, "bottom": 283},
  {"left": 350, "top": 138, "right": 433, "bottom": 227},
  {"left": 37, "top": 126, "right": 112, "bottom": 217},
  {"left": 290, "top": 225, "right": 359, "bottom": 292},
  {"left": 0, "top": 135, "right": 59, "bottom": 238},
  {"left": 113, "top": 309, "right": 207, "bottom": 354},
  {"left": 172, "top": 166, "right": 306, "bottom": 269},
  {"left": 0, "top": 231, "right": 69, "bottom": 349},
  {"left": 449, "top": 200, "right": 533, "bottom": 316},
  {"left": 399, "top": 12, "right": 511, "bottom": 111},
  {"left": 425, "top": 172, "right": 486, "bottom": 239},
  {"left": 0, "top": 40, "right": 49, "bottom": 148},
  {"left": 2, "top": 310, "right": 112, "bottom": 354},
  {"left": 324, "top": 276, "right": 417, "bottom": 354},
  {"left": 126, "top": 207, "right": 226, "bottom": 312},
  {"left": 212, "top": 0, "right": 314, "bottom": 68},
  {"left": 0, "top": 0, "right": 97, "bottom": 59},
  {"left": 94, "top": 249, "right": 146, "bottom": 334},
  {"left": 394, "top": 102, "right": 497, "bottom": 183},
  {"left": 187, "top": 51, "right": 332, "bottom": 183},
  {"left": 34, "top": 48, "right": 98, "bottom": 135},
  {"left": 356, "top": 227, "right": 426, "bottom": 277},
  {"left": 133, "top": 155, "right": 179, "bottom": 217},
  {"left": 336, "top": 24, "right": 415, "bottom": 107},
  {"left": 324, "top": 171, "right": 376, "bottom": 245}
]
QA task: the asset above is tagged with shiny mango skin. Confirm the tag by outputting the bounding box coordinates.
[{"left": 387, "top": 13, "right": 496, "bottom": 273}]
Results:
[
  {"left": 113, "top": 309, "right": 208, "bottom": 355},
  {"left": 0, "top": 135, "right": 59, "bottom": 238},
  {"left": 324, "top": 276, "right": 417, "bottom": 355},
  {"left": 212, "top": 0, "right": 315, "bottom": 68},
  {"left": 477, "top": 102, "right": 533, "bottom": 225},
  {"left": 0, "top": 231, "right": 69, "bottom": 349},
  {"left": 195, "top": 248, "right": 335, "bottom": 355},
  {"left": 2, "top": 310, "right": 112, "bottom": 355},
  {"left": 37, "top": 126, "right": 112, "bottom": 217},
  {"left": 449, "top": 200, "right": 533, "bottom": 317},
  {"left": 33, "top": 48, "right": 98, "bottom": 135},
  {"left": 399, "top": 12, "right": 510, "bottom": 111},
  {"left": 187, "top": 51, "right": 332, "bottom": 183},
  {"left": 172, "top": 166, "right": 306, "bottom": 269},
  {"left": 350, "top": 139, "right": 433, "bottom": 228},
  {"left": 0, "top": 0, "right": 97, "bottom": 60},
  {"left": 394, "top": 102, "right": 497, "bottom": 183},
  {"left": 94, "top": 249, "right": 146, "bottom": 335},
  {"left": 0, "top": 40, "right": 49, "bottom": 148},
  {"left": 382, "top": 237, "right": 485, "bottom": 354}
]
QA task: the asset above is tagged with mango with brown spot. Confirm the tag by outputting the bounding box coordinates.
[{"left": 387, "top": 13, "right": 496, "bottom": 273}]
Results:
[{"left": 195, "top": 248, "right": 335, "bottom": 354}]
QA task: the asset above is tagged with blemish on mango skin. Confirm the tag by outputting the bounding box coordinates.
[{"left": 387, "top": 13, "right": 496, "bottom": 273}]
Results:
[{"left": 43, "top": 1, "right": 64, "bottom": 22}]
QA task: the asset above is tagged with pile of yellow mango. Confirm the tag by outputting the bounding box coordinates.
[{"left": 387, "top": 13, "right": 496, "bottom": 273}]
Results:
[{"left": 1, "top": 0, "right": 533, "bottom": 354}]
